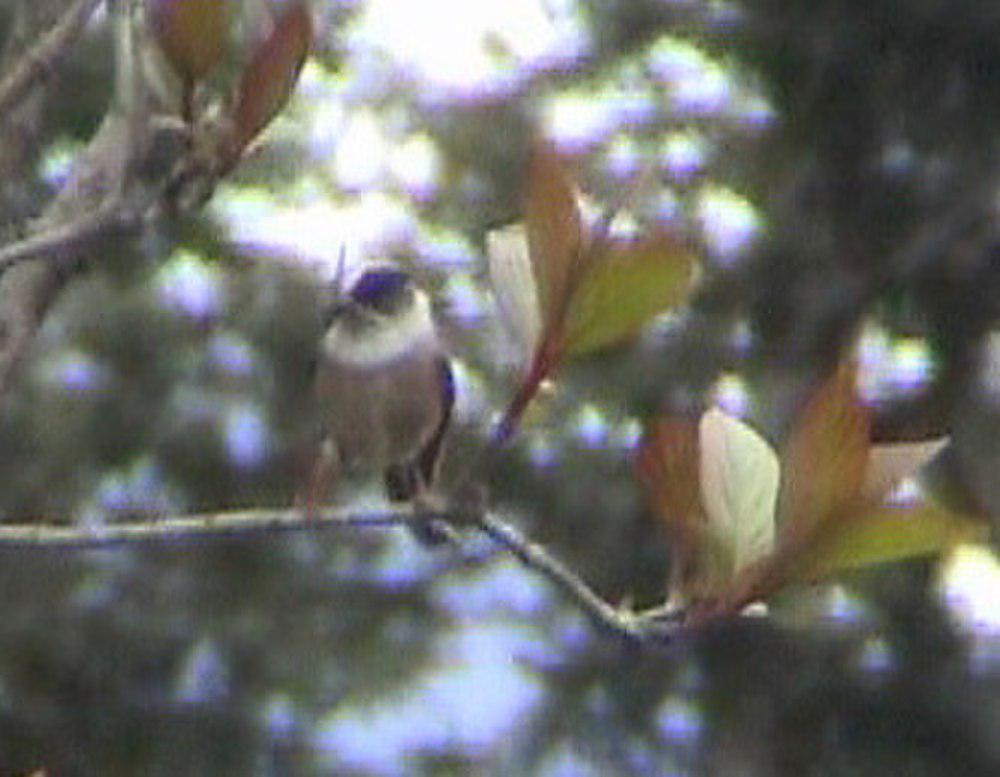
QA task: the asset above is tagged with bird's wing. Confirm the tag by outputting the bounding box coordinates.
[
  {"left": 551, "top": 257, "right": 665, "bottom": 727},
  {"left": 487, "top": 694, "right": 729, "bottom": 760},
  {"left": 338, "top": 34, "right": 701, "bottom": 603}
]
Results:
[{"left": 417, "top": 356, "right": 455, "bottom": 486}]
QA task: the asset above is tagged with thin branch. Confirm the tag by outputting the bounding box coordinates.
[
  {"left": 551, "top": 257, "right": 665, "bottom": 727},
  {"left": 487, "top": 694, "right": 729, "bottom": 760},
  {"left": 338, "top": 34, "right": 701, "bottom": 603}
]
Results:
[
  {"left": 0, "top": 505, "right": 443, "bottom": 550},
  {"left": 472, "top": 512, "right": 650, "bottom": 641},
  {"left": 0, "top": 0, "right": 104, "bottom": 120},
  {"left": 0, "top": 504, "right": 679, "bottom": 643},
  {"left": 0, "top": 197, "right": 137, "bottom": 273}
]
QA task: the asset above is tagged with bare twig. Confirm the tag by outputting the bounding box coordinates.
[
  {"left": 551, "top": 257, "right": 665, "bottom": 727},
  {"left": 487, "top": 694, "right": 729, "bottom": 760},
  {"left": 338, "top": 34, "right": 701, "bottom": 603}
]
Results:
[
  {"left": 0, "top": 505, "right": 449, "bottom": 550},
  {"left": 0, "top": 1, "right": 192, "bottom": 396},
  {"left": 0, "top": 0, "right": 104, "bottom": 121},
  {"left": 472, "top": 512, "right": 652, "bottom": 642},
  {"left": 0, "top": 504, "right": 679, "bottom": 643},
  {"left": 0, "top": 197, "right": 137, "bottom": 273},
  {"left": 0, "top": 1, "right": 137, "bottom": 397}
]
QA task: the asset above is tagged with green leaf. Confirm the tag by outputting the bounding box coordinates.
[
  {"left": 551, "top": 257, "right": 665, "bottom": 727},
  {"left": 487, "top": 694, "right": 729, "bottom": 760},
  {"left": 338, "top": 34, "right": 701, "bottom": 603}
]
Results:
[
  {"left": 699, "top": 408, "right": 780, "bottom": 580},
  {"left": 785, "top": 499, "right": 985, "bottom": 583},
  {"left": 562, "top": 232, "right": 694, "bottom": 357}
]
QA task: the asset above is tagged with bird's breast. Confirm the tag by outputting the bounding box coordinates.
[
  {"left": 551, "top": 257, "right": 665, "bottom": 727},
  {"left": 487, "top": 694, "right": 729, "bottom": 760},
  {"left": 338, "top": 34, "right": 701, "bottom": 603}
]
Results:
[{"left": 318, "top": 346, "right": 446, "bottom": 470}]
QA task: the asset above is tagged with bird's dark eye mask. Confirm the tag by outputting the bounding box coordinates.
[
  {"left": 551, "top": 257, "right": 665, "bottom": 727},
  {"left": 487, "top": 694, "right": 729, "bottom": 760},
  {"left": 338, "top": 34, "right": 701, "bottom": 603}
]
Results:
[{"left": 349, "top": 268, "right": 410, "bottom": 312}]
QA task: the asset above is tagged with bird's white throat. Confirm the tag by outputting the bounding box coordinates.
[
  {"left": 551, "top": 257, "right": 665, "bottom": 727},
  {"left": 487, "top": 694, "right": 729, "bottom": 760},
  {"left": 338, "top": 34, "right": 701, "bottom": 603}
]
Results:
[{"left": 323, "top": 292, "right": 439, "bottom": 366}]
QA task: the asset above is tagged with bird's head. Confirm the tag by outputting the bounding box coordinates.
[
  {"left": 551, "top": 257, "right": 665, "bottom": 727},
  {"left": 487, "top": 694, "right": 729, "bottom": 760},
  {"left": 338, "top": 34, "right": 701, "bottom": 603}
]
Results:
[
  {"left": 325, "top": 264, "right": 421, "bottom": 329},
  {"left": 322, "top": 263, "right": 437, "bottom": 363},
  {"left": 348, "top": 265, "right": 415, "bottom": 315}
]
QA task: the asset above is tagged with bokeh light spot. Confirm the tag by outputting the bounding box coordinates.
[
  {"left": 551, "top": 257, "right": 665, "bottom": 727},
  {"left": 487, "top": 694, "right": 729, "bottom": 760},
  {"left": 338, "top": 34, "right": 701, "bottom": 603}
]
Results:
[
  {"left": 527, "top": 431, "right": 561, "bottom": 468},
  {"left": 655, "top": 696, "right": 703, "bottom": 747},
  {"left": 223, "top": 403, "right": 270, "bottom": 471},
  {"left": 648, "top": 37, "right": 732, "bottom": 115},
  {"left": 389, "top": 133, "right": 441, "bottom": 200},
  {"left": 858, "top": 326, "right": 936, "bottom": 402},
  {"left": 313, "top": 622, "right": 543, "bottom": 773},
  {"left": 40, "top": 349, "right": 110, "bottom": 394},
  {"left": 333, "top": 110, "right": 388, "bottom": 191},
  {"left": 354, "top": 0, "right": 584, "bottom": 99},
  {"left": 207, "top": 333, "right": 259, "bottom": 379},
  {"left": 89, "top": 457, "right": 178, "bottom": 519},
  {"left": 857, "top": 638, "right": 894, "bottom": 677},
  {"left": 938, "top": 545, "right": 1000, "bottom": 635},
  {"left": 261, "top": 694, "right": 297, "bottom": 739},
  {"left": 156, "top": 252, "right": 224, "bottom": 322},
  {"left": 712, "top": 373, "right": 750, "bottom": 417},
  {"left": 661, "top": 132, "right": 706, "bottom": 181},
  {"left": 696, "top": 186, "right": 762, "bottom": 263},
  {"left": 174, "top": 637, "right": 230, "bottom": 704},
  {"left": 570, "top": 404, "right": 608, "bottom": 449}
]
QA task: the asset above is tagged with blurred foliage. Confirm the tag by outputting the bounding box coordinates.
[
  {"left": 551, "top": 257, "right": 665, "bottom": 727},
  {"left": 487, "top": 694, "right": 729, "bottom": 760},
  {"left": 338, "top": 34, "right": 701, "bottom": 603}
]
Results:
[{"left": 0, "top": 0, "right": 998, "bottom": 775}]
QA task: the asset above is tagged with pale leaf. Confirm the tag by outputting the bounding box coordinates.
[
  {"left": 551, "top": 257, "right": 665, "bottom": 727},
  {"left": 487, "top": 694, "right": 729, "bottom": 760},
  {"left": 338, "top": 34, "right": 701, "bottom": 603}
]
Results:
[
  {"left": 486, "top": 224, "right": 542, "bottom": 359},
  {"left": 699, "top": 408, "right": 780, "bottom": 576},
  {"left": 562, "top": 232, "right": 695, "bottom": 357}
]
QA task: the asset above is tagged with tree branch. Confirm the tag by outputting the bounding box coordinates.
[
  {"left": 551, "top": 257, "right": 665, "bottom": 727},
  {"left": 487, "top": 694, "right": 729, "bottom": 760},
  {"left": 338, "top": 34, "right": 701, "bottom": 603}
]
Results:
[
  {"left": 0, "top": 504, "right": 681, "bottom": 644},
  {"left": 0, "top": 2, "right": 196, "bottom": 396},
  {"left": 0, "top": 505, "right": 441, "bottom": 550},
  {"left": 472, "top": 512, "right": 659, "bottom": 642},
  {"left": 0, "top": 0, "right": 103, "bottom": 121},
  {"left": 0, "top": 196, "right": 138, "bottom": 273}
]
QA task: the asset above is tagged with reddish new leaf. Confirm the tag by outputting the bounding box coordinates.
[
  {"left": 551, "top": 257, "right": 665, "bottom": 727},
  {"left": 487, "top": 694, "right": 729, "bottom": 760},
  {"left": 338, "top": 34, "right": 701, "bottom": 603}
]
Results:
[
  {"left": 637, "top": 416, "right": 706, "bottom": 601},
  {"left": 228, "top": 3, "right": 313, "bottom": 161},
  {"left": 496, "top": 146, "right": 699, "bottom": 441},
  {"left": 524, "top": 143, "right": 583, "bottom": 333},
  {"left": 709, "top": 361, "right": 873, "bottom": 609},
  {"left": 777, "top": 360, "right": 871, "bottom": 542},
  {"left": 671, "top": 363, "right": 976, "bottom": 625},
  {"left": 495, "top": 146, "right": 582, "bottom": 441},
  {"left": 150, "top": 0, "right": 230, "bottom": 83}
]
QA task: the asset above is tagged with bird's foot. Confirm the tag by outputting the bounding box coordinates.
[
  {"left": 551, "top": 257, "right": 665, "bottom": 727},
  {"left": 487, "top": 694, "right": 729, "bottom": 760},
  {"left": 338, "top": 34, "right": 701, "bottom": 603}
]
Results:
[{"left": 408, "top": 490, "right": 459, "bottom": 547}]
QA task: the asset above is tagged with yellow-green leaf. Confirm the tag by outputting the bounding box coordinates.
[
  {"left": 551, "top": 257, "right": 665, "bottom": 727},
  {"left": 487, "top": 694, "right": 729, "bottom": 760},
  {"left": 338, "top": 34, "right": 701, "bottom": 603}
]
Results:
[
  {"left": 229, "top": 3, "right": 313, "bottom": 159},
  {"left": 524, "top": 144, "right": 582, "bottom": 329},
  {"left": 150, "top": 0, "right": 231, "bottom": 83},
  {"left": 699, "top": 409, "right": 780, "bottom": 579},
  {"left": 562, "top": 232, "right": 694, "bottom": 357},
  {"left": 784, "top": 499, "right": 985, "bottom": 584}
]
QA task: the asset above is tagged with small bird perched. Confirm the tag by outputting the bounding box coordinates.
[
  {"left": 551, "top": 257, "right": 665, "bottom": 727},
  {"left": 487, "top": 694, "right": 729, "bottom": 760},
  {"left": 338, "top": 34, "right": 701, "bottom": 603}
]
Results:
[{"left": 300, "top": 263, "right": 455, "bottom": 533}]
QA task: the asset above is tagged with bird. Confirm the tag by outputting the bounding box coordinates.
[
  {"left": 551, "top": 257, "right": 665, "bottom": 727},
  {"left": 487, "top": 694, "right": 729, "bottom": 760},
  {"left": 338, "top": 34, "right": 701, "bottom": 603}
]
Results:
[{"left": 299, "top": 263, "right": 455, "bottom": 538}]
